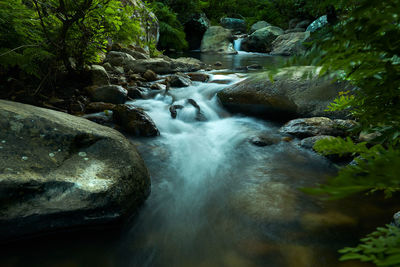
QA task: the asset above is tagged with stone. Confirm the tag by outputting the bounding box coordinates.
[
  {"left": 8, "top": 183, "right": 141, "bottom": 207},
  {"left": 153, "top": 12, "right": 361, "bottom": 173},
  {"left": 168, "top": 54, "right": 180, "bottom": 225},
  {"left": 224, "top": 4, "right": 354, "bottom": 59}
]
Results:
[
  {"left": 90, "top": 65, "right": 110, "bottom": 85},
  {"left": 169, "top": 75, "right": 192, "bottom": 87},
  {"left": 169, "top": 105, "right": 184, "bottom": 119},
  {"left": 104, "top": 51, "right": 136, "bottom": 69},
  {"left": 217, "top": 66, "right": 353, "bottom": 120},
  {"left": 306, "top": 15, "right": 328, "bottom": 32},
  {"left": 143, "top": 69, "right": 158, "bottom": 82},
  {"left": 125, "top": 57, "right": 204, "bottom": 74},
  {"left": 249, "top": 21, "right": 272, "bottom": 34},
  {"left": 119, "top": 47, "right": 149, "bottom": 60},
  {"left": 241, "top": 26, "right": 284, "bottom": 53},
  {"left": 184, "top": 13, "right": 211, "bottom": 50},
  {"left": 150, "top": 83, "right": 163, "bottom": 90},
  {"left": 187, "top": 73, "right": 210, "bottom": 82},
  {"left": 83, "top": 111, "right": 114, "bottom": 125},
  {"left": 0, "top": 100, "right": 150, "bottom": 241},
  {"left": 279, "top": 117, "right": 355, "bottom": 138},
  {"left": 86, "top": 102, "right": 116, "bottom": 113},
  {"left": 127, "top": 86, "right": 144, "bottom": 99},
  {"left": 250, "top": 136, "right": 280, "bottom": 147},
  {"left": 300, "top": 135, "right": 334, "bottom": 150},
  {"left": 271, "top": 32, "right": 311, "bottom": 56},
  {"left": 201, "top": 26, "right": 237, "bottom": 54},
  {"left": 220, "top": 18, "right": 247, "bottom": 33},
  {"left": 113, "top": 104, "right": 160, "bottom": 137},
  {"left": 88, "top": 85, "right": 128, "bottom": 104}
]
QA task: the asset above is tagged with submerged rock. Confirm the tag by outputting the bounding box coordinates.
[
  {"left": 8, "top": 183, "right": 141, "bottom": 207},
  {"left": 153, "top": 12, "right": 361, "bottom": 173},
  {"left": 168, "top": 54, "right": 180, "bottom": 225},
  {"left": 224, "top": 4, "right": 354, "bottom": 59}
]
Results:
[
  {"left": 0, "top": 100, "right": 150, "bottom": 241},
  {"left": 113, "top": 104, "right": 160, "bottom": 137}
]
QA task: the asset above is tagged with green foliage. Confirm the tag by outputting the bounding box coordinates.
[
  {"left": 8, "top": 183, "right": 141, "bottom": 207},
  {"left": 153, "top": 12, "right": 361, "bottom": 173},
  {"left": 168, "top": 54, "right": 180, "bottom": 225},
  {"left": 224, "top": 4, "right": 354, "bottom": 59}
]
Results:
[
  {"left": 149, "top": 2, "right": 187, "bottom": 51},
  {"left": 339, "top": 224, "right": 400, "bottom": 266}
]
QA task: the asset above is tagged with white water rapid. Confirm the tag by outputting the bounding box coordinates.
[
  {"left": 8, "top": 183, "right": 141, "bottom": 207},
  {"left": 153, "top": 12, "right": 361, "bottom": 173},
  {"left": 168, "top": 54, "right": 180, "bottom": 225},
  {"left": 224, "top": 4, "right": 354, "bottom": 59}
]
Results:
[{"left": 234, "top": 38, "right": 243, "bottom": 52}]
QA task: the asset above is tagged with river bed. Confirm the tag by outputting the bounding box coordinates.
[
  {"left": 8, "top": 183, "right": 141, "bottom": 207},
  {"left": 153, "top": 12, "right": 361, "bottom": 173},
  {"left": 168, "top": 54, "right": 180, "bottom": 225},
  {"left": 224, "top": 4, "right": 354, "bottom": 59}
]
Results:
[{"left": 0, "top": 52, "right": 395, "bottom": 267}]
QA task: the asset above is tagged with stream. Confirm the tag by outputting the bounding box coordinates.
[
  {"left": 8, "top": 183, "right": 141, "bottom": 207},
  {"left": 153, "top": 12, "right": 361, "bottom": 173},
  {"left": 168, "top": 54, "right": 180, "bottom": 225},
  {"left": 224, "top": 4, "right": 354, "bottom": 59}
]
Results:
[{"left": 0, "top": 52, "right": 395, "bottom": 267}]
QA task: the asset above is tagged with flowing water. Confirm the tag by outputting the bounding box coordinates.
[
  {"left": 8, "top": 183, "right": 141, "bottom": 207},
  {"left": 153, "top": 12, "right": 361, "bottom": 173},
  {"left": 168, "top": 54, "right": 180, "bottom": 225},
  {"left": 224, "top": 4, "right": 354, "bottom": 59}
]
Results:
[
  {"left": 234, "top": 38, "right": 243, "bottom": 51},
  {"left": 0, "top": 53, "right": 396, "bottom": 267}
]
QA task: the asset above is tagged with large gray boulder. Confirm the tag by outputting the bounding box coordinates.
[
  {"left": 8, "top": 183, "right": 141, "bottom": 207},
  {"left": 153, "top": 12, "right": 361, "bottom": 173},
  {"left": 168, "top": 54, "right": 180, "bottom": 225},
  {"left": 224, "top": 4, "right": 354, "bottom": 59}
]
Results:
[
  {"left": 90, "top": 65, "right": 110, "bottom": 86},
  {"left": 249, "top": 21, "right": 272, "bottom": 34},
  {"left": 271, "top": 32, "right": 311, "bottom": 56},
  {"left": 104, "top": 51, "right": 136, "bottom": 69},
  {"left": 217, "top": 66, "right": 353, "bottom": 121},
  {"left": 0, "top": 100, "right": 150, "bottom": 241},
  {"left": 201, "top": 26, "right": 237, "bottom": 54},
  {"left": 241, "top": 26, "right": 284, "bottom": 53},
  {"left": 220, "top": 18, "right": 247, "bottom": 33},
  {"left": 88, "top": 85, "right": 128, "bottom": 104}
]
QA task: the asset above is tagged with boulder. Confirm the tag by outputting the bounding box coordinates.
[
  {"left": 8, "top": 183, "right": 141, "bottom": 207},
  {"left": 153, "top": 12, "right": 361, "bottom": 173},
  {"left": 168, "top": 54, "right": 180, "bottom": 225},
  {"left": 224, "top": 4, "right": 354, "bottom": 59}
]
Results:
[
  {"left": 118, "top": 47, "right": 149, "bottom": 60},
  {"left": 241, "top": 26, "right": 284, "bottom": 53},
  {"left": 127, "top": 86, "right": 145, "bottom": 99},
  {"left": 217, "top": 66, "right": 353, "bottom": 120},
  {"left": 220, "top": 18, "right": 247, "bottom": 34},
  {"left": 279, "top": 117, "right": 356, "bottom": 138},
  {"left": 170, "top": 57, "right": 205, "bottom": 72},
  {"left": 90, "top": 65, "right": 110, "bottom": 86},
  {"left": 270, "top": 32, "right": 311, "bottom": 56},
  {"left": 125, "top": 57, "right": 203, "bottom": 74},
  {"left": 169, "top": 75, "right": 192, "bottom": 87},
  {"left": 201, "top": 26, "right": 237, "bottom": 54},
  {"left": 88, "top": 85, "right": 128, "bottom": 104},
  {"left": 184, "top": 13, "right": 211, "bottom": 50},
  {"left": 187, "top": 73, "right": 210, "bottom": 82},
  {"left": 306, "top": 15, "right": 328, "bottom": 32},
  {"left": 113, "top": 104, "right": 160, "bottom": 137},
  {"left": 104, "top": 51, "right": 136, "bottom": 69},
  {"left": 0, "top": 100, "right": 150, "bottom": 241},
  {"left": 143, "top": 69, "right": 158, "bottom": 82},
  {"left": 249, "top": 21, "right": 272, "bottom": 34}
]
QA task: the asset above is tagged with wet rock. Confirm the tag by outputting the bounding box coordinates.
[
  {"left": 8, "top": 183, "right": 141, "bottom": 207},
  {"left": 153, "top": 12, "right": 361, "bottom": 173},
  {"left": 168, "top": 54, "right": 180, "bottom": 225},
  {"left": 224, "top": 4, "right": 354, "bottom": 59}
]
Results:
[
  {"left": 250, "top": 136, "right": 280, "bottom": 147},
  {"left": 201, "top": 26, "right": 237, "bottom": 54},
  {"left": 215, "top": 61, "right": 223, "bottom": 67},
  {"left": 169, "top": 75, "right": 192, "bottom": 87},
  {"left": 220, "top": 18, "right": 246, "bottom": 34},
  {"left": 209, "top": 79, "right": 233, "bottom": 85},
  {"left": 0, "top": 100, "right": 150, "bottom": 241},
  {"left": 187, "top": 99, "right": 207, "bottom": 121},
  {"left": 188, "top": 73, "right": 210, "bottom": 82},
  {"left": 129, "top": 73, "right": 146, "bottom": 82},
  {"left": 279, "top": 117, "right": 355, "bottom": 138},
  {"left": 127, "top": 86, "right": 144, "bottom": 99},
  {"left": 119, "top": 47, "right": 149, "bottom": 60},
  {"left": 271, "top": 32, "right": 311, "bottom": 56},
  {"left": 150, "top": 83, "right": 163, "bottom": 90},
  {"left": 88, "top": 85, "right": 128, "bottom": 104},
  {"left": 125, "top": 57, "right": 203, "bottom": 74},
  {"left": 90, "top": 65, "right": 110, "bottom": 85},
  {"left": 218, "top": 66, "right": 353, "bottom": 120},
  {"left": 241, "top": 26, "right": 284, "bottom": 53},
  {"left": 113, "top": 104, "right": 160, "bottom": 137},
  {"left": 300, "top": 135, "right": 334, "bottom": 150},
  {"left": 143, "top": 69, "right": 158, "bottom": 82},
  {"left": 249, "top": 21, "right": 272, "bottom": 34},
  {"left": 188, "top": 98, "right": 200, "bottom": 110},
  {"left": 169, "top": 105, "right": 184, "bottom": 119},
  {"left": 83, "top": 111, "right": 114, "bottom": 125},
  {"left": 86, "top": 102, "right": 116, "bottom": 113}
]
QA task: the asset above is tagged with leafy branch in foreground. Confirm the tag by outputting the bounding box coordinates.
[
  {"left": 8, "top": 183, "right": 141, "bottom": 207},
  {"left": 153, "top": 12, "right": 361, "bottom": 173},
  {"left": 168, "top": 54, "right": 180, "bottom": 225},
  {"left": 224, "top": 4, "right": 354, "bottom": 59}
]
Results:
[{"left": 340, "top": 225, "right": 400, "bottom": 267}]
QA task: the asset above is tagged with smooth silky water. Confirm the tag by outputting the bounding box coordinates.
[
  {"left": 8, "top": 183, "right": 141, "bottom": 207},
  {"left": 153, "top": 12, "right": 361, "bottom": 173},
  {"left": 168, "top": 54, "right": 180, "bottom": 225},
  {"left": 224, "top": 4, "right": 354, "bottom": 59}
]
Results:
[{"left": 0, "top": 53, "right": 395, "bottom": 267}]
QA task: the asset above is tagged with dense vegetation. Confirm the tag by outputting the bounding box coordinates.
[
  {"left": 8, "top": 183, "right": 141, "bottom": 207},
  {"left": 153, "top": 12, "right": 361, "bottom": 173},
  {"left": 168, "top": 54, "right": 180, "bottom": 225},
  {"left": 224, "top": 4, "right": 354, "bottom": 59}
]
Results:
[{"left": 0, "top": 0, "right": 149, "bottom": 97}]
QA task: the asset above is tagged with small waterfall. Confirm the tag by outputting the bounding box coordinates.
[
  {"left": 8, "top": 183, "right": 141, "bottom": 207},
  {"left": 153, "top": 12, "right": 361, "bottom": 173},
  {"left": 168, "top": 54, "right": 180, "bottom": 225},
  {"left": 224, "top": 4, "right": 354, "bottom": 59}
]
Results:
[{"left": 233, "top": 38, "right": 243, "bottom": 51}]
